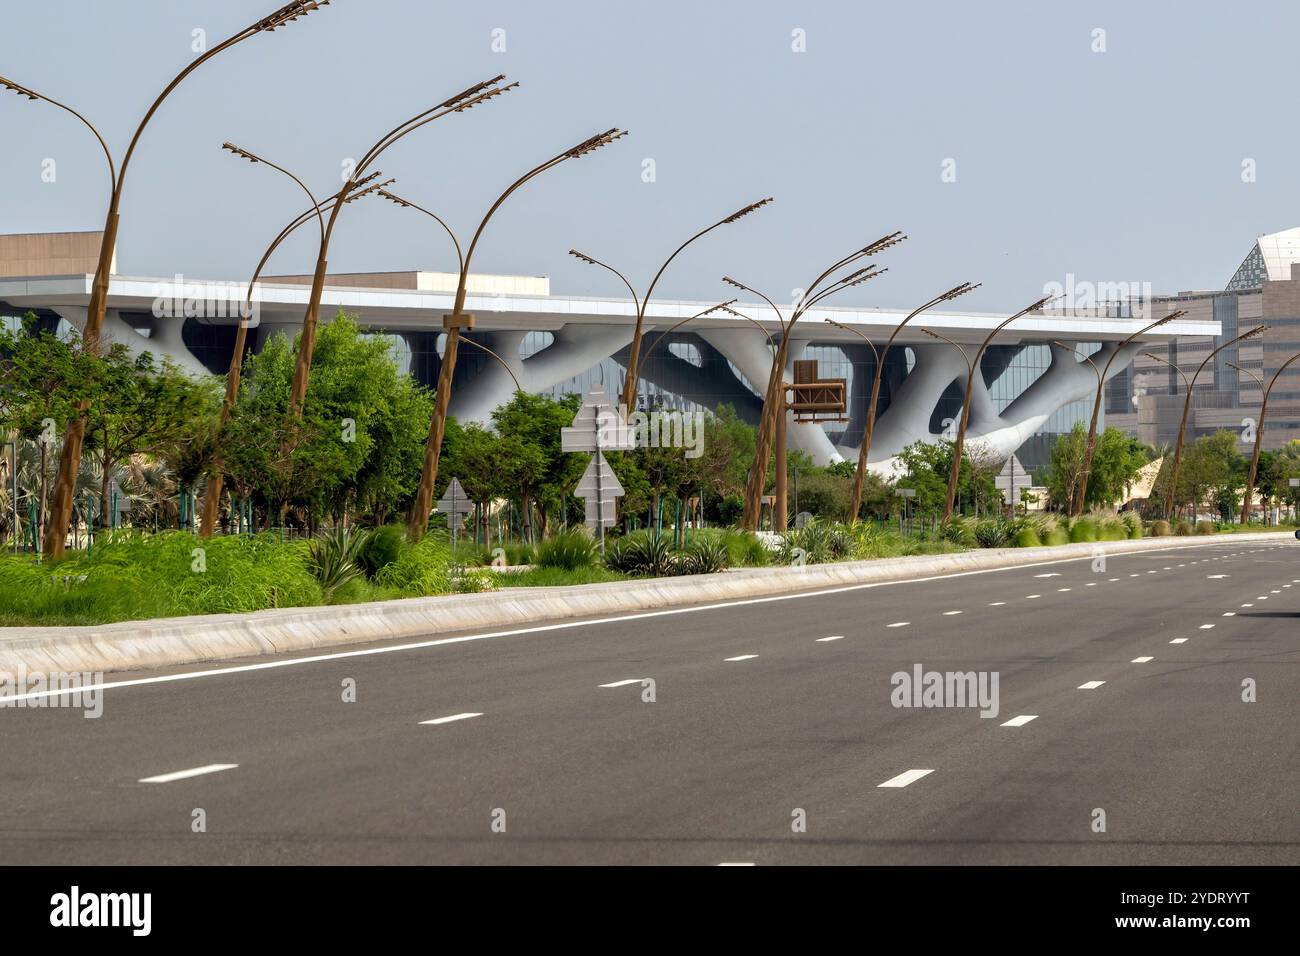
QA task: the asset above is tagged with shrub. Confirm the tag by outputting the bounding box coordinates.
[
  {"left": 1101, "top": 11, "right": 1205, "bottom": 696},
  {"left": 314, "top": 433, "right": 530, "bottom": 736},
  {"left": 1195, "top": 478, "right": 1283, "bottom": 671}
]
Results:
[
  {"left": 780, "top": 520, "right": 836, "bottom": 564},
  {"left": 1149, "top": 519, "right": 1170, "bottom": 537},
  {"left": 374, "top": 535, "right": 454, "bottom": 596},
  {"left": 1174, "top": 519, "right": 1193, "bottom": 536},
  {"left": 1043, "top": 527, "right": 1070, "bottom": 546},
  {"left": 939, "top": 516, "right": 976, "bottom": 548},
  {"left": 356, "top": 524, "right": 406, "bottom": 578},
  {"left": 1068, "top": 518, "right": 1099, "bottom": 543},
  {"left": 1120, "top": 512, "right": 1143, "bottom": 539},
  {"left": 1195, "top": 520, "right": 1215, "bottom": 535},
  {"left": 1013, "top": 527, "right": 1042, "bottom": 548},
  {"left": 1094, "top": 515, "right": 1128, "bottom": 541},
  {"left": 677, "top": 537, "right": 729, "bottom": 574},
  {"left": 536, "top": 529, "right": 600, "bottom": 570},
  {"left": 604, "top": 531, "right": 677, "bottom": 576},
  {"left": 306, "top": 528, "right": 370, "bottom": 601},
  {"left": 974, "top": 517, "right": 1011, "bottom": 548}
]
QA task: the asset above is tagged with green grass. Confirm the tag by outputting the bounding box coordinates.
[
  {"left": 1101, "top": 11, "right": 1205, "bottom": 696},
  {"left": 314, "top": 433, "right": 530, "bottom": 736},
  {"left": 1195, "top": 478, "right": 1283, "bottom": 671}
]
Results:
[{"left": 495, "top": 566, "right": 627, "bottom": 588}]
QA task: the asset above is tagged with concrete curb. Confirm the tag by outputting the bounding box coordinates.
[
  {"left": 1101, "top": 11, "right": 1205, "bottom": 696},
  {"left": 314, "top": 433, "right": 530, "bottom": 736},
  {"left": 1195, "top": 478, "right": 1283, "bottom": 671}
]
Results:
[{"left": 1, "top": 531, "right": 1293, "bottom": 676}]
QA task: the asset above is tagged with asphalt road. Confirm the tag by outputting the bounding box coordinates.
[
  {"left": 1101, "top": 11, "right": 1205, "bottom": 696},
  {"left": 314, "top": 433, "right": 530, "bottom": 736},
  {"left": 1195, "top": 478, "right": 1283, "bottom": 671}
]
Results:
[{"left": 2, "top": 536, "right": 1297, "bottom": 865}]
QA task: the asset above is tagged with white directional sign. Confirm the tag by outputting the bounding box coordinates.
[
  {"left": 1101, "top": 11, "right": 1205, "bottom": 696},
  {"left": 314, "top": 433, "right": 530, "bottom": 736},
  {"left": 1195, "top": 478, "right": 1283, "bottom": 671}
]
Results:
[
  {"left": 436, "top": 477, "right": 473, "bottom": 533},
  {"left": 562, "top": 387, "right": 633, "bottom": 540},
  {"left": 995, "top": 454, "right": 1033, "bottom": 507},
  {"left": 575, "top": 453, "right": 624, "bottom": 530},
  {"left": 561, "top": 386, "right": 636, "bottom": 453}
]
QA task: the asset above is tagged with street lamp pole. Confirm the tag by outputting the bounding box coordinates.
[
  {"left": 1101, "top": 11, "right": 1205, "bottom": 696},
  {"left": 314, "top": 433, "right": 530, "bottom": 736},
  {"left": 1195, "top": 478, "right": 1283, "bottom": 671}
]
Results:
[
  {"left": 5, "top": 0, "right": 333, "bottom": 560},
  {"left": 568, "top": 198, "right": 773, "bottom": 417},
  {"left": 1157, "top": 326, "right": 1266, "bottom": 521},
  {"left": 925, "top": 296, "right": 1052, "bottom": 522},
  {"left": 730, "top": 234, "right": 906, "bottom": 531},
  {"left": 407, "top": 128, "right": 630, "bottom": 542},
  {"left": 1227, "top": 352, "right": 1300, "bottom": 525},
  {"left": 1069, "top": 310, "right": 1187, "bottom": 517},
  {"left": 823, "top": 281, "right": 977, "bottom": 527}
]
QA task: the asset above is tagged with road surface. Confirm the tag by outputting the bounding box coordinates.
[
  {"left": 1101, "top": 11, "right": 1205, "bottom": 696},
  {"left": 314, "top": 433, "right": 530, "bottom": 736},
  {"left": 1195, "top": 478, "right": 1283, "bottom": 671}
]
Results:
[{"left": 1, "top": 536, "right": 1296, "bottom": 864}]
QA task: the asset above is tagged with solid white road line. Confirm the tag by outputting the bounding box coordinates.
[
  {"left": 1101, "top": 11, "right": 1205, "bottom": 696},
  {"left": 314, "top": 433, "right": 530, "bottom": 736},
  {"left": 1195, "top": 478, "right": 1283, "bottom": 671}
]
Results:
[
  {"left": 1077, "top": 680, "right": 1106, "bottom": 690},
  {"left": 598, "top": 679, "right": 645, "bottom": 688},
  {"left": 717, "top": 862, "right": 756, "bottom": 866},
  {"left": 1131, "top": 656, "right": 1154, "bottom": 663},
  {"left": 139, "top": 764, "right": 238, "bottom": 784},
  {"left": 724, "top": 654, "right": 758, "bottom": 662},
  {"left": 1001, "top": 715, "right": 1037, "bottom": 727},
  {"left": 878, "top": 768, "right": 934, "bottom": 788},
  {"left": 815, "top": 635, "right": 845, "bottom": 642},
  {"left": 420, "top": 712, "right": 483, "bottom": 725}
]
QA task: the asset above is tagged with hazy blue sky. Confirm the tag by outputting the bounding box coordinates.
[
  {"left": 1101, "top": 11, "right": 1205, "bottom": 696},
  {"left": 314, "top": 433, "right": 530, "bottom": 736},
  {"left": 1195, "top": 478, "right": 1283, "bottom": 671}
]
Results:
[{"left": 4, "top": 1, "right": 1298, "bottom": 312}]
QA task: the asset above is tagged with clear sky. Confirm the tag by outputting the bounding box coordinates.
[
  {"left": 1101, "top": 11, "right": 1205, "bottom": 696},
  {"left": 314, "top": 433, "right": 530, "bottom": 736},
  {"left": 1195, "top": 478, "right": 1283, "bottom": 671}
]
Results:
[{"left": 3, "top": 0, "right": 1298, "bottom": 313}]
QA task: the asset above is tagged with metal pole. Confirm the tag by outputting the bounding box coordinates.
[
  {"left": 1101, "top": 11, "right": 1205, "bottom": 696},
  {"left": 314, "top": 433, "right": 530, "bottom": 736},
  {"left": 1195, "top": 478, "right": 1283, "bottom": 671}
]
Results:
[{"left": 774, "top": 388, "right": 788, "bottom": 532}]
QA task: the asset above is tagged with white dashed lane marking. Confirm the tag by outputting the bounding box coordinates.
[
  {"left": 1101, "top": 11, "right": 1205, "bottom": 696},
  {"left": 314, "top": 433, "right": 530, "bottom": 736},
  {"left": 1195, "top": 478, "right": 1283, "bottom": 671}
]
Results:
[
  {"left": 1001, "top": 715, "right": 1038, "bottom": 727},
  {"left": 139, "top": 764, "right": 238, "bottom": 784},
  {"left": 1131, "top": 656, "right": 1154, "bottom": 663},
  {"left": 1077, "top": 681, "right": 1106, "bottom": 690},
  {"left": 599, "top": 679, "right": 645, "bottom": 688},
  {"left": 815, "top": 635, "right": 844, "bottom": 643},
  {"left": 878, "top": 769, "right": 934, "bottom": 789},
  {"left": 420, "top": 712, "right": 483, "bottom": 725},
  {"left": 724, "top": 655, "right": 758, "bottom": 662}
]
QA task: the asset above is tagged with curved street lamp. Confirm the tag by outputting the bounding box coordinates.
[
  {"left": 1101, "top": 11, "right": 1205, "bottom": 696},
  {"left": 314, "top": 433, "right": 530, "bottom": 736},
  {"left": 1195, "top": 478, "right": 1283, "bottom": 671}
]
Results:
[
  {"left": 1157, "top": 325, "right": 1266, "bottom": 521},
  {"left": 225, "top": 77, "right": 519, "bottom": 448},
  {"left": 727, "top": 235, "right": 906, "bottom": 530},
  {"left": 569, "top": 198, "right": 773, "bottom": 416},
  {"left": 6, "top": 0, "right": 332, "bottom": 560},
  {"left": 407, "top": 127, "right": 630, "bottom": 541},
  {"left": 1226, "top": 351, "right": 1300, "bottom": 524},
  {"left": 821, "top": 279, "right": 976, "bottom": 526},
  {"left": 1070, "top": 310, "right": 1187, "bottom": 517},
  {"left": 922, "top": 296, "right": 1053, "bottom": 522}
]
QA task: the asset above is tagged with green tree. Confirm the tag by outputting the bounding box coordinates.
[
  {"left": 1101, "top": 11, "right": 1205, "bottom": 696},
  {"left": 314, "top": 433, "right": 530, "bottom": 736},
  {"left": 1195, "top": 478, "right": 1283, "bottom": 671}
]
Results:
[
  {"left": 489, "top": 391, "right": 583, "bottom": 542},
  {"left": 224, "top": 312, "right": 433, "bottom": 529},
  {"left": 1046, "top": 424, "right": 1149, "bottom": 510}
]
